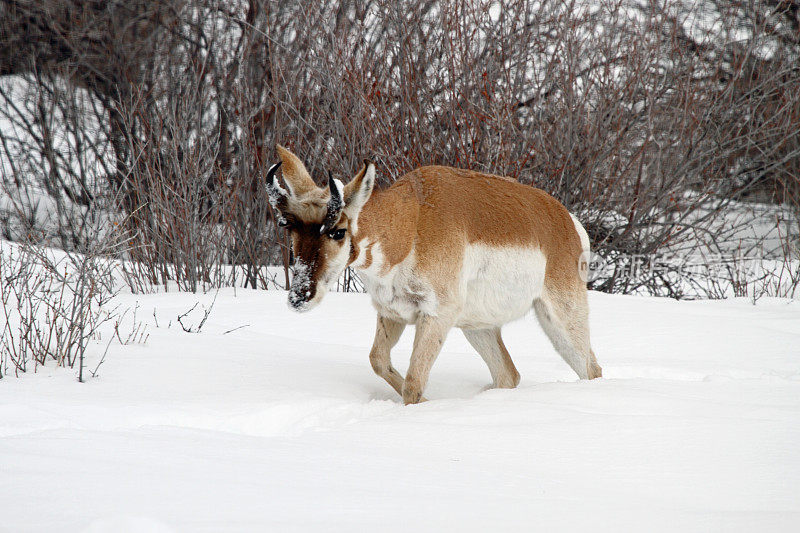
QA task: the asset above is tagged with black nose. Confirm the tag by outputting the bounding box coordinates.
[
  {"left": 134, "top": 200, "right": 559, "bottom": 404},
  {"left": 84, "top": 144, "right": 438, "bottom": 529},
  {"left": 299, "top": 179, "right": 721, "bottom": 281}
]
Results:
[
  {"left": 288, "top": 286, "right": 314, "bottom": 309},
  {"left": 288, "top": 291, "right": 304, "bottom": 308}
]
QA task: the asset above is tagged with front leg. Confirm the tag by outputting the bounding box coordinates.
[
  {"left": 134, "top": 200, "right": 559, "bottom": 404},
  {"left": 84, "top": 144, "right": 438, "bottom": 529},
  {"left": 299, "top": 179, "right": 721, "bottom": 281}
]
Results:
[
  {"left": 403, "top": 314, "right": 452, "bottom": 405},
  {"left": 368, "top": 315, "right": 407, "bottom": 397}
]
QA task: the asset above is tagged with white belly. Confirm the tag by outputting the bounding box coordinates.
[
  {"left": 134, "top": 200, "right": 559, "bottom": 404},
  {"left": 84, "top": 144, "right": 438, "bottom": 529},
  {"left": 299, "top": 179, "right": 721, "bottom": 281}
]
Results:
[
  {"left": 356, "top": 241, "right": 546, "bottom": 328},
  {"left": 455, "top": 244, "right": 546, "bottom": 329}
]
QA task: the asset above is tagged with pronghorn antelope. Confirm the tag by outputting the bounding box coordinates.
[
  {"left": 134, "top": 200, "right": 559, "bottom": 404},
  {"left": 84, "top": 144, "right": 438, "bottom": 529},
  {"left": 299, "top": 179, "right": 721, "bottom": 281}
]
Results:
[{"left": 266, "top": 146, "right": 602, "bottom": 405}]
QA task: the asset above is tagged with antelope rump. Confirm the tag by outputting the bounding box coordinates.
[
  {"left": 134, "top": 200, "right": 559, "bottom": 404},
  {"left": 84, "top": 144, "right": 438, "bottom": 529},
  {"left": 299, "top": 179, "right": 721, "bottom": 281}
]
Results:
[{"left": 265, "top": 146, "right": 602, "bottom": 404}]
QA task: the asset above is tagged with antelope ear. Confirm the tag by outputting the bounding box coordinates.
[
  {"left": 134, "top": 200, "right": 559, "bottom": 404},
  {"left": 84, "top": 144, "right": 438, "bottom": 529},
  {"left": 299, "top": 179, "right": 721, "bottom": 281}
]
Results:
[
  {"left": 276, "top": 145, "right": 317, "bottom": 196},
  {"left": 342, "top": 159, "right": 375, "bottom": 221}
]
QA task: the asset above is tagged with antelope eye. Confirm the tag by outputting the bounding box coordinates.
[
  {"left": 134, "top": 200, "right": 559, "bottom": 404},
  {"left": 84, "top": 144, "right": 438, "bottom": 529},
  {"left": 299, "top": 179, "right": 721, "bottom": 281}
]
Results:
[
  {"left": 328, "top": 228, "right": 347, "bottom": 240},
  {"left": 277, "top": 219, "right": 288, "bottom": 228}
]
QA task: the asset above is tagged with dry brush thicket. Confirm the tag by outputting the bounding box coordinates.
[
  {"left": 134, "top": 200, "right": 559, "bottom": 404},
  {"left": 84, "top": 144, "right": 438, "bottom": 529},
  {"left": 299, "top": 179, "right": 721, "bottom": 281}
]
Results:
[
  {"left": 0, "top": 0, "right": 798, "bottom": 299},
  {"left": 0, "top": 242, "right": 118, "bottom": 380}
]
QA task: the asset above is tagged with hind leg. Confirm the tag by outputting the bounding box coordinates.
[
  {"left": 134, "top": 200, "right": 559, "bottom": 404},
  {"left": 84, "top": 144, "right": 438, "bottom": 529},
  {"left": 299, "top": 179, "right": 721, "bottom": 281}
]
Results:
[
  {"left": 462, "top": 327, "right": 520, "bottom": 389},
  {"left": 533, "top": 287, "right": 602, "bottom": 379}
]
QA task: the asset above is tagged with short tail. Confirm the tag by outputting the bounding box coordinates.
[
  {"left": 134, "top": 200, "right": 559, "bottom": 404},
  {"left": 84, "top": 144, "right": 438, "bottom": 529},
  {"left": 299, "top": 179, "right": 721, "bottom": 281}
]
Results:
[
  {"left": 569, "top": 213, "right": 591, "bottom": 284},
  {"left": 569, "top": 213, "right": 591, "bottom": 253}
]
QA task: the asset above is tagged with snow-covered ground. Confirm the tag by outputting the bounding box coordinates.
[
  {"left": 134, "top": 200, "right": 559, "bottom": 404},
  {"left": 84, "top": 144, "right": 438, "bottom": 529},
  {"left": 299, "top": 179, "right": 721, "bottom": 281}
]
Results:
[{"left": 2, "top": 288, "right": 800, "bottom": 532}]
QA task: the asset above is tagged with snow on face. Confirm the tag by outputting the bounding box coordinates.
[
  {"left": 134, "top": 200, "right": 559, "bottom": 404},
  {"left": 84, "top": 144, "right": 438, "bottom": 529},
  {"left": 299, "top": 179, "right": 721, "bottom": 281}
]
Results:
[
  {"left": 281, "top": 191, "right": 352, "bottom": 313},
  {"left": 288, "top": 258, "right": 316, "bottom": 312},
  {"left": 287, "top": 231, "right": 349, "bottom": 313}
]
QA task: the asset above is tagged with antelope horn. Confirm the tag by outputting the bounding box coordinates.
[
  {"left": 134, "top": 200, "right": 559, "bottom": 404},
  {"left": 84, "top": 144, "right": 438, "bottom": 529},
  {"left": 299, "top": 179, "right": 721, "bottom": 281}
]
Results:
[
  {"left": 321, "top": 170, "right": 345, "bottom": 234},
  {"left": 265, "top": 161, "right": 282, "bottom": 184},
  {"left": 264, "top": 161, "right": 289, "bottom": 222}
]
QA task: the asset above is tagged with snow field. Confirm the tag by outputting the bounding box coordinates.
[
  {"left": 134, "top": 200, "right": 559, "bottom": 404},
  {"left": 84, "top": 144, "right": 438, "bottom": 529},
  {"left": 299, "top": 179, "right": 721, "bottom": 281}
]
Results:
[{"left": 1, "top": 289, "right": 799, "bottom": 532}]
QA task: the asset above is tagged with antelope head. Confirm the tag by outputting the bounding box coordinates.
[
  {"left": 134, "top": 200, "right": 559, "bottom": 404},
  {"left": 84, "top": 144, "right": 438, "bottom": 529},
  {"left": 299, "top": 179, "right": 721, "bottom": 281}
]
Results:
[{"left": 265, "top": 146, "right": 375, "bottom": 312}]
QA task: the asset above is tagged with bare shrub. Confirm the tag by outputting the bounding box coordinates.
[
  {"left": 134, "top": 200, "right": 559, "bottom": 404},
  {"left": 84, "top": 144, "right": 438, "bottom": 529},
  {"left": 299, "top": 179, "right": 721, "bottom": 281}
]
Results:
[
  {"left": 1, "top": 0, "right": 798, "bottom": 299},
  {"left": 0, "top": 241, "right": 118, "bottom": 380}
]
